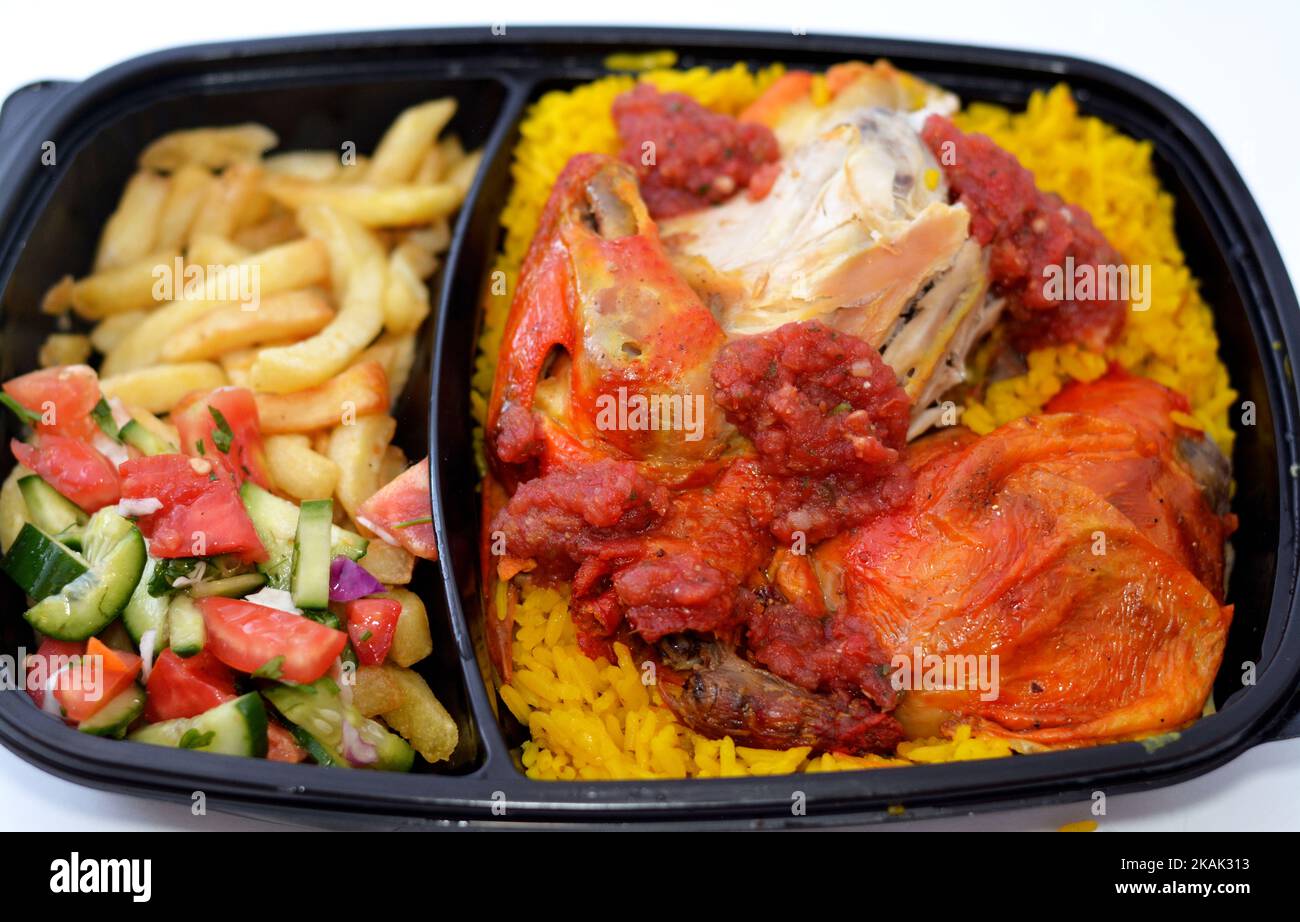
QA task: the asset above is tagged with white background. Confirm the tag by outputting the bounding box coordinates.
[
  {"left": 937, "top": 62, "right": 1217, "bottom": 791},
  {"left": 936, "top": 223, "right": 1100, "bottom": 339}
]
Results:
[{"left": 0, "top": 0, "right": 1297, "bottom": 831}]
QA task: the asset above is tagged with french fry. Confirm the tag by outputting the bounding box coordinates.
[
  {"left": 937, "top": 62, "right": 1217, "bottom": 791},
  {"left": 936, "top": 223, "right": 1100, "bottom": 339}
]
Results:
[
  {"left": 358, "top": 540, "right": 414, "bottom": 585},
  {"left": 379, "top": 589, "right": 433, "bottom": 667},
  {"left": 94, "top": 172, "right": 170, "bottom": 271},
  {"left": 374, "top": 664, "right": 458, "bottom": 763},
  {"left": 190, "top": 161, "right": 264, "bottom": 240},
  {"left": 100, "top": 362, "right": 226, "bottom": 414},
  {"left": 185, "top": 234, "right": 250, "bottom": 268},
  {"left": 38, "top": 334, "right": 92, "bottom": 368},
  {"left": 262, "top": 175, "right": 461, "bottom": 227},
  {"left": 263, "top": 434, "right": 340, "bottom": 501},
  {"left": 67, "top": 248, "right": 180, "bottom": 319},
  {"left": 247, "top": 205, "right": 385, "bottom": 393},
  {"left": 445, "top": 148, "right": 484, "bottom": 198},
  {"left": 101, "top": 237, "right": 329, "bottom": 376},
  {"left": 89, "top": 311, "right": 146, "bottom": 354},
  {"left": 380, "top": 443, "right": 408, "bottom": 486},
  {"left": 264, "top": 150, "right": 342, "bottom": 182},
  {"left": 161, "top": 289, "right": 334, "bottom": 362},
  {"left": 254, "top": 360, "right": 388, "bottom": 434},
  {"left": 353, "top": 665, "right": 405, "bottom": 718},
  {"left": 392, "top": 236, "right": 439, "bottom": 280},
  {"left": 155, "top": 164, "right": 215, "bottom": 251},
  {"left": 367, "top": 98, "right": 457, "bottom": 185},
  {"left": 233, "top": 212, "right": 300, "bottom": 252},
  {"left": 40, "top": 275, "right": 75, "bottom": 315},
  {"left": 354, "top": 332, "right": 416, "bottom": 406},
  {"left": 382, "top": 243, "right": 430, "bottom": 334},
  {"left": 327, "top": 413, "right": 396, "bottom": 521},
  {"left": 138, "top": 123, "right": 277, "bottom": 172},
  {"left": 435, "top": 134, "right": 466, "bottom": 173}
]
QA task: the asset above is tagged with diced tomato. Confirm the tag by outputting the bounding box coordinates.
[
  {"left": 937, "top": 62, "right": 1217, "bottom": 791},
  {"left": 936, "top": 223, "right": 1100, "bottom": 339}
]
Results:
[
  {"left": 3, "top": 365, "right": 102, "bottom": 441},
  {"left": 172, "top": 387, "right": 272, "bottom": 489},
  {"left": 24, "top": 638, "right": 85, "bottom": 712},
  {"left": 119, "top": 454, "right": 266, "bottom": 562},
  {"left": 266, "top": 722, "right": 307, "bottom": 763},
  {"left": 345, "top": 598, "right": 401, "bottom": 665},
  {"left": 11, "top": 435, "right": 120, "bottom": 513},
  {"left": 355, "top": 457, "right": 438, "bottom": 561},
  {"left": 55, "top": 637, "right": 142, "bottom": 723},
  {"left": 197, "top": 596, "right": 348, "bottom": 684},
  {"left": 144, "top": 649, "right": 237, "bottom": 723}
]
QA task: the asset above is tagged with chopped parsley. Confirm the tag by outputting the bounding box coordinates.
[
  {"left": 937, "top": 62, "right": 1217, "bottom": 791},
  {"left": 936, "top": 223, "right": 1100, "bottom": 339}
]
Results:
[
  {"left": 0, "top": 394, "right": 40, "bottom": 425},
  {"left": 208, "top": 406, "right": 234, "bottom": 454}
]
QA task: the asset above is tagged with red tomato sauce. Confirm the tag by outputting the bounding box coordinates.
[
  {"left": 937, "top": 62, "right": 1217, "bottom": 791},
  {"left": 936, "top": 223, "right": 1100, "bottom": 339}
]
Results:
[
  {"left": 922, "top": 114, "right": 1127, "bottom": 351},
  {"left": 612, "top": 84, "right": 780, "bottom": 218}
]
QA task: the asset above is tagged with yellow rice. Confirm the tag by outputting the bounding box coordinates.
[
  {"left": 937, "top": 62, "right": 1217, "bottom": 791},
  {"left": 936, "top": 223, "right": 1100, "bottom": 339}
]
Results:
[{"left": 473, "top": 65, "right": 1235, "bottom": 780}]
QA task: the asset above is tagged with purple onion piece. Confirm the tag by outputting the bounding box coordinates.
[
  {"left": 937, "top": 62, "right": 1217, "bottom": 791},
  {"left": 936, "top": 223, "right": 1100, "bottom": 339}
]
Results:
[{"left": 329, "top": 555, "right": 385, "bottom": 602}]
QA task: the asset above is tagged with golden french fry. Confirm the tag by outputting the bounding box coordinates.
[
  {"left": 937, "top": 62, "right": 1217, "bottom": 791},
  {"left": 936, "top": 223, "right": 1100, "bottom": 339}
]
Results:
[
  {"left": 367, "top": 98, "right": 457, "bottom": 185},
  {"left": 89, "top": 311, "right": 145, "bottom": 354},
  {"left": 245, "top": 205, "right": 387, "bottom": 392},
  {"left": 155, "top": 164, "right": 216, "bottom": 251},
  {"left": 353, "top": 332, "right": 415, "bottom": 406},
  {"left": 264, "top": 150, "right": 342, "bottom": 182},
  {"left": 263, "top": 434, "right": 340, "bottom": 501},
  {"left": 190, "top": 161, "right": 264, "bottom": 240},
  {"left": 39, "top": 334, "right": 93, "bottom": 368},
  {"left": 41, "top": 275, "right": 75, "bottom": 316},
  {"left": 380, "top": 589, "right": 433, "bottom": 667},
  {"left": 262, "top": 175, "right": 460, "bottom": 227},
  {"left": 67, "top": 248, "right": 180, "bottom": 319},
  {"left": 405, "top": 220, "right": 452, "bottom": 263},
  {"left": 161, "top": 289, "right": 334, "bottom": 362},
  {"left": 94, "top": 172, "right": 170, "bottom": 271},
  {"left": 413, "top": 148, "right": 444, "bottom": 185},
  {"left": 435, "top": 134, "right": 466, "bottom": 171},
  {"left": 392, "top": 237, "right": 439, "bottom": 281},
  {"left": 380, "top": 443, "right": 407, "bottom": 485},
  {"left": 184, "top": 234, "right": 251, "bottom": 269},
  {"left": 138, "top": 123, "right": 277, "bottom": 172},
  {"left": 100, "top": 362, "right": 226, "bottom": 414},
  {"left": 101, "top": 238, "right": 330, "bottom": 376},
  {"left": 327, "top": 413, "right": 396, "bottom": 521},
  {"left": 374, "top": 664, "right": 457, "bottom": 763},
  {"left": 382, "top": 244, "right": 430, "bottom": 335},
  {"left": 233, "top": 212, "right": 300, "bottom": 251},
  {"left": 445, "top": 149, "right": 484, "bottom": 198},
  {"left": 353, "top": 664, "right": 405, "bottom": 718},
  {"left": 358, "top": 540, "right": 414, "bottom": 585},
  {"left": 254, "top": 360, "right": 389, "bottom": 434}
]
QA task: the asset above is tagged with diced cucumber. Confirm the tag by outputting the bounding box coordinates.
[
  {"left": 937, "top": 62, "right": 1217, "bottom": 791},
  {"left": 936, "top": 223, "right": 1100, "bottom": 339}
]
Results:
[
  {"left": 119, "top": 419, "right": 175, "bottom": 456},
  {"left": 264, "top": 678, "right": 413, "bottom": 772},
  {"left": 0, "top": 523, "right": 88, "bottom": 600},
  {"left": 189, "top": 572, "right": 266, "bottom": 599},
  {"left": 123, "top": 557, "right": 170, "bottom": 647},
  {"left": 18, "top": 476, "right": 87, "bottom": 549},
  {"left": 168, "top": 593, "right": 206, "bottom": 657},
  {"left": 17, "top": 509, "right": 146, "bottom": 641},
  {"left": 240, "top": 483, "right": 367, "bottom": 590},
  {"left": 78, "top": 683, "right": 145, "bottom": 738},
  {"left": 129, "top": 693, "right": 268, "bottom": 757},
  {"left": 291, "top": 499, "right": 333, "bottom": 609}
]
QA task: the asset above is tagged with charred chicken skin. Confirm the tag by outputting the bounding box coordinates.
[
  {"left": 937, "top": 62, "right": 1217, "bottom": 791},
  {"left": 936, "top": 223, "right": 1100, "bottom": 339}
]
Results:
[{"left": 484, "top": 71, "right": 1234, "bottom": 758}]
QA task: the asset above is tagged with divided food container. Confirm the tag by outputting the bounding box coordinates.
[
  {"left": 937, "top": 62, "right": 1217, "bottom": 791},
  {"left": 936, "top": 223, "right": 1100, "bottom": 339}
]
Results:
[{"left": 0, "top": 26, "right": 1297, "bottom": 828}]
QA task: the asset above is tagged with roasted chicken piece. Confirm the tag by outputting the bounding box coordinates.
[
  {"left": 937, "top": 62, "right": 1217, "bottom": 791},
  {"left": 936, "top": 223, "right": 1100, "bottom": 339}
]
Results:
[
  {"left": 660, "top": 63, "right": 994, "bottom": 427},
  {"left": 487, "top": 153, "right": 731, "bottom": 486},
  {"left": 809, "top": 372, "right": 1233, "bottom": 747}
]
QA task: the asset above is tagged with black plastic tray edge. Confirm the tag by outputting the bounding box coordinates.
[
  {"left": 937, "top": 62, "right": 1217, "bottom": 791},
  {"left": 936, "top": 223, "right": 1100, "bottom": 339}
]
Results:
[{"left": 0, "top": 26, "right": 1292, "bottom": 829}]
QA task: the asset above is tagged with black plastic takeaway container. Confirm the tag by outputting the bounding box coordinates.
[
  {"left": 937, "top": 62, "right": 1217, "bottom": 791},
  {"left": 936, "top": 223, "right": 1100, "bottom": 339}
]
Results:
[{"left": 0, "top": 26, "right": 1297, "bottom": 829}]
